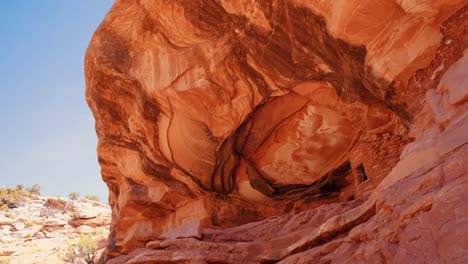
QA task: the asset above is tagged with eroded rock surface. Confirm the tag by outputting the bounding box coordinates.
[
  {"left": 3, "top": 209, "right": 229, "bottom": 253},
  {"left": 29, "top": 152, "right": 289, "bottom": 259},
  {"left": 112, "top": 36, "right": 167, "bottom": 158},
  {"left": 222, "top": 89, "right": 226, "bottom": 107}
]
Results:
[{"left": 85, "top": 0, "right": 468, "bottom": 262}]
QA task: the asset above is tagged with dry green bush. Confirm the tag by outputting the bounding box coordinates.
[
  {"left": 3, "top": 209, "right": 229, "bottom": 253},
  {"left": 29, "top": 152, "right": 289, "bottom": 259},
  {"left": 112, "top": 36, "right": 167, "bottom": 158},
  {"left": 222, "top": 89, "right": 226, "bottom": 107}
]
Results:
[
  {"left": 69, "top": 192, "right": 80, "bottom": 200},
  {"left": 62, "top": 235, "right": 98, "bottom": 264},
  {"left": 40, "top": 207, "right": 56, "bottom": 218},
  {"left": 0, "top": 185, "right": 32, "bottom": 210},
  {"left": 26, "top": 184, "right": 41, "bottom": 195}
]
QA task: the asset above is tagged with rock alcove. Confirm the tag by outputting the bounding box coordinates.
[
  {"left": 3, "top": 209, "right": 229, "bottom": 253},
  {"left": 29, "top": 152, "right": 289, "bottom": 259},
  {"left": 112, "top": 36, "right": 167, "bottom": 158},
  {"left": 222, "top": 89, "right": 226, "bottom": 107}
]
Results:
[{"left": 86, "top": 1, "right": 468, "bottom": 263}]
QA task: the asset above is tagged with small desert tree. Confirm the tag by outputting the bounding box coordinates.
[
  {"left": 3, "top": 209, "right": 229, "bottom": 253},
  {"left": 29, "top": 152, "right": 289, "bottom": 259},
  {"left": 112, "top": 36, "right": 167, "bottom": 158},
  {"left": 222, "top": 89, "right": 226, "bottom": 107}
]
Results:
[
  {"left": 62, "top": 235, "right": 98, "bottom": 264},
  {"left": 85, "top": 195, "right": 100, "bottom": 202},
  {"left": 69, "top": 192, "right": 80, "bottom": 200},
  {"left": 26, "top": 184, "right": 41, "bottom": 195}
]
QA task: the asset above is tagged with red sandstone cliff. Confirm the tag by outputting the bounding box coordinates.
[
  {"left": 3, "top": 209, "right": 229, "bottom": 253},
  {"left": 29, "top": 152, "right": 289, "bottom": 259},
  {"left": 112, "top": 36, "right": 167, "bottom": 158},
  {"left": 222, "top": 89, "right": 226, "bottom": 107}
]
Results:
[{"left": 85, "top": 1, "right": 468, "bottom": 263}]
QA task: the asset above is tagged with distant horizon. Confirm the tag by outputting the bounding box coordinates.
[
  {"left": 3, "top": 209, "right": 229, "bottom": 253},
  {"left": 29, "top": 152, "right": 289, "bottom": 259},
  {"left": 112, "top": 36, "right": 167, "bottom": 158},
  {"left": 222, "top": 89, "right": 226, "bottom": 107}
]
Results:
[
  {"left": 0, "top": 183, "right": 108, "bottom": 203},
  {"left": 0, "top": 1, "right": 114, "bottom": 201}
]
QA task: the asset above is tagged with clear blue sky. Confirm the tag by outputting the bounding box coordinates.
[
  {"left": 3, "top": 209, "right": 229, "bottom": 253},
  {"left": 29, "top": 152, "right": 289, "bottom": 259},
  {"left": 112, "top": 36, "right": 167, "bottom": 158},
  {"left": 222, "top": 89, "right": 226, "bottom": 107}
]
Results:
[{"left": 0, "top": 1, "right": 114, "bottom": 201}]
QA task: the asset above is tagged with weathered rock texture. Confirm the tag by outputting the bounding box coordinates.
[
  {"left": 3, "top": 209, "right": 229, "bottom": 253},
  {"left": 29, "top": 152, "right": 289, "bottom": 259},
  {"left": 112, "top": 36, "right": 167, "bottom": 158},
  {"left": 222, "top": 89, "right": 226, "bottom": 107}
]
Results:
[{"left": 85, "top": 0, "right": 468, "bottom": 263}]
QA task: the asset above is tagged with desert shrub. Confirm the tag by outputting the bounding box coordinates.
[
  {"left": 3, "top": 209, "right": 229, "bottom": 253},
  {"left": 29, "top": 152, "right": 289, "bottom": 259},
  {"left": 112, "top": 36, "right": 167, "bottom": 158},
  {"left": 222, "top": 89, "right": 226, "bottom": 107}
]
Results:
[
  {"left": 0, "top": 188, "right": 7, "bottom": 209},
  {"left": 0, "top": 186, "right": 30, "bottom": 209},
  {"left": 85, "top": 195, "right": 100, "bottom": 202},
  {"left": 69, "top": 192, "right": 80, "bottom": 201},
  {"left": 40, "top": 207, "right": 56, "bottom": 218},
  {"left": 26, "top": 184, "right": 41, "bottom": 195},
  {"left": 62, "top": 235, "right": 98, "bottom": 264}
]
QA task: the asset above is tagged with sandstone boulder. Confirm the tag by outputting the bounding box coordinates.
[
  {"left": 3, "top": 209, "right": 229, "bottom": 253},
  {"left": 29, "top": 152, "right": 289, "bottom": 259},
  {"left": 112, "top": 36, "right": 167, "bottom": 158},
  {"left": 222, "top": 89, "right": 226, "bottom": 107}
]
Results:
[
  {"left": 40, "top": 219, "right": 67, "bottom": 232},
  {"left": 33, "top": 231, "right": 45, "bottom": 239},
  {"left": 43, "top": 198, "right": 69, "bottom": 210},
  {"left": 69, "top": 213, "right": 109, "bottom": 228},
  {"left": 0, "top": 250, "right": 14, "bottom": 257},
  {"left": 0, "top": 216, "right": 13, "bottom": 226},
  {"left": 75, "top": 225, "right": 95, "bottom": 234}
]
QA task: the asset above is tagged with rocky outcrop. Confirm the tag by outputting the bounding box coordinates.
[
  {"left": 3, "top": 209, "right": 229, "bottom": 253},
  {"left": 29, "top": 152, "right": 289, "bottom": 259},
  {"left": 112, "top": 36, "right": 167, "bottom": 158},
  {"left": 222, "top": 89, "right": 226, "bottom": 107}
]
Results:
[
  {"left": 85, "top": 0, "right": 468, "bottom": 262},
  {"left": 0, "top": 195, "right": 110, "bottom": 263}
]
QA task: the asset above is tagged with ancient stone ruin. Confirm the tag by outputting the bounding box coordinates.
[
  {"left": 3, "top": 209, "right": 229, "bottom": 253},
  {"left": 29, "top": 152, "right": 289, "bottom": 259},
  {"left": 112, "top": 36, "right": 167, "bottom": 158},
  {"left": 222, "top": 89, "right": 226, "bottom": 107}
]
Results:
[{"left": 85, "top": 1, "right": 468, "bottom": 263}]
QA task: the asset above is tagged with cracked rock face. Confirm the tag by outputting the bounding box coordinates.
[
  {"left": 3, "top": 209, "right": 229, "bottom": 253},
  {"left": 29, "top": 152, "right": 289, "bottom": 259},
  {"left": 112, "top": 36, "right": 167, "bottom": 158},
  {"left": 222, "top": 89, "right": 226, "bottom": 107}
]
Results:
[{"left": 85, "top": 0, "right": 468, "bottom": 262}]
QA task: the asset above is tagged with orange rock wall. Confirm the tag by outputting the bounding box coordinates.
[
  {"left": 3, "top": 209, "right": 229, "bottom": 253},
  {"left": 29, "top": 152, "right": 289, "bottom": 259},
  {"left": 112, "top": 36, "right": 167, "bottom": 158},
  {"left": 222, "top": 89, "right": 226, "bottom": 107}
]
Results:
[{"left": 85, "top": 1, "right": 468, "bottom": 262}]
